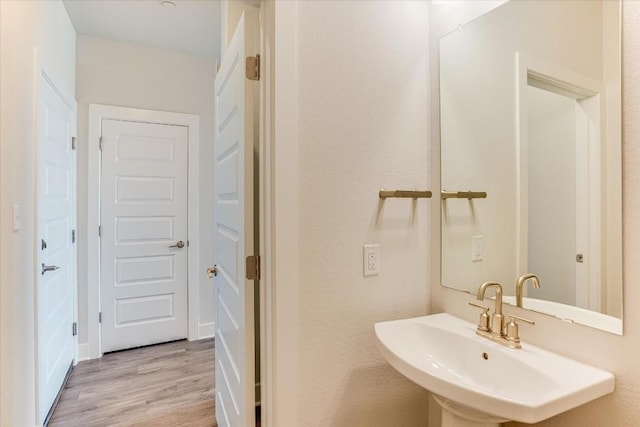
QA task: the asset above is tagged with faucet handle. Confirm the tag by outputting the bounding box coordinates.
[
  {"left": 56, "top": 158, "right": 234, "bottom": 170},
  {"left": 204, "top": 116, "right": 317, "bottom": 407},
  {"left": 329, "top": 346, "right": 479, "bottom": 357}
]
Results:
[
  {"left": 468, "top": 302, "right": 490, "bottom": 332},
  {"left": 504, "top": 314, "right": 535, "bottom": 348},
  {"left": 508, "top": 314, "right": 535, "bottom": 325},
  {"left": 468, "top": 302, "right": 489, "bottom": 311}
]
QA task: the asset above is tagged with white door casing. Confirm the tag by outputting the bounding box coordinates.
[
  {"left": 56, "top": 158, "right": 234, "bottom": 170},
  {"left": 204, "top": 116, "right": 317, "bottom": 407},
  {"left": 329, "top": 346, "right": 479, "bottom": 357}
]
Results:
[
  {"left": 86, "top": 105, "right": 200, "bottom": 360},
  {"left": 37, "top": 72, "right": 77, "bottom": 424},
  {"left": 100, "top": 119, "right": 189, "bottom": 353},
  {"left": 214, "top": 12, "right": 258, "bottom": 427},
  {"left": 515, "top": 53, "right": 602, "bottom": 308}
]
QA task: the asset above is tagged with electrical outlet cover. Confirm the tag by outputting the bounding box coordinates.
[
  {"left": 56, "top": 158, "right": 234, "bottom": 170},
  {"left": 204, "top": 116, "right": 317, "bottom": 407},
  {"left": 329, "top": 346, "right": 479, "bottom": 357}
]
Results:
[{"left": 363, "top": 244, "right": 380, "bottom": 276}]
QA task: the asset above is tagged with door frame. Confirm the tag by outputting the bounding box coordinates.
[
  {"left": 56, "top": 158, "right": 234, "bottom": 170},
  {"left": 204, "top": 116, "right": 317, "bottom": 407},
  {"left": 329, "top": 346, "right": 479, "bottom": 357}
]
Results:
[
  {"left": 34, "top": 67, "right": 78, "bottom": 425},
  {"left": 258, "top": 1, "right": 300, "bottom": 425},
  {"left": 86, "top": 104, "right": 200, "bottom": 359},
  {"left": 515, "top": 52, "right": 603, "bottom": 309}
]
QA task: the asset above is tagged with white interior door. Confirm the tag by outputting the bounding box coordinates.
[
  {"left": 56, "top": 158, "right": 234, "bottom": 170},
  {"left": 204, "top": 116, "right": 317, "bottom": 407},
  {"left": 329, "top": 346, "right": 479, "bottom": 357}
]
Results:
[
  {"left": 100, "top": 119, "right": 188, "bottom": 353},
  {"left": 37, "top": 73, "right": 76, "bottom": 424},
  {"left": 214, "top": 12, "right": 257, "bottom": 427}
]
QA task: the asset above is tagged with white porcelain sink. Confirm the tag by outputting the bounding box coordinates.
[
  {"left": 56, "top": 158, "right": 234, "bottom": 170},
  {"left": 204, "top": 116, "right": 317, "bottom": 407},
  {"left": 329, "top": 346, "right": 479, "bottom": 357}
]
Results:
[{"left": 375, "top": 313, "right": 614, "bottom": 426}]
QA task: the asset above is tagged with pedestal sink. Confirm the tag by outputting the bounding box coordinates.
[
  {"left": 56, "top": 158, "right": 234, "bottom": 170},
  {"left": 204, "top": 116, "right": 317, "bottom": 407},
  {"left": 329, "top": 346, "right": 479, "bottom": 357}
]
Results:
[{"left": 375, "top": 313, "right": 614, "bottom": 427}]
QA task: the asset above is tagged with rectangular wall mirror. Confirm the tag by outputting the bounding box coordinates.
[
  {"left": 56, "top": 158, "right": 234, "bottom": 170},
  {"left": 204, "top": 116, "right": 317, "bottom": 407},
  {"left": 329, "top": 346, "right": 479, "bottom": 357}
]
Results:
[{"left": 439, "top": 0, "right": 623, "bottom": 334}]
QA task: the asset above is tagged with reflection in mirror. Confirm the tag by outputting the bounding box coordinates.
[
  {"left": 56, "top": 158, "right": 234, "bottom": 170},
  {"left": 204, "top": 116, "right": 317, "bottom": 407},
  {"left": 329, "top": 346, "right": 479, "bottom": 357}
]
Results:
[{"left": 438, "top": 0, "right": 622, "bottom": 334}]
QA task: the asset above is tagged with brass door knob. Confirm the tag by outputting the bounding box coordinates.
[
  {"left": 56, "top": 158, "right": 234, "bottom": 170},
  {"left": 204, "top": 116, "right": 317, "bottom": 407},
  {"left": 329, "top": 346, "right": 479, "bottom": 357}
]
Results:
[
  {"left": 207, "top": 265, "right": 218, "bottom": 278},
  {"left": 169, "top": 240, "right": 185, "bottom": 249}
]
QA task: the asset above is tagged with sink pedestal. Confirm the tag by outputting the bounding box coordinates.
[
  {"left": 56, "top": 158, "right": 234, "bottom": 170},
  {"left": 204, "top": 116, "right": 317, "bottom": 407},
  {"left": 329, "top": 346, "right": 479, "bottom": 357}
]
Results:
[{"left": 434, "top": 395, "right": 509, "bottom": 427}]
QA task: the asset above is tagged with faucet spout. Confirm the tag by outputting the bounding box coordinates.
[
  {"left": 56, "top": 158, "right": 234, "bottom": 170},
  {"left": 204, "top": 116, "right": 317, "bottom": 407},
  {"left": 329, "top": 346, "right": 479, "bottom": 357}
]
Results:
[
  {"left": 471, "top": 281, "right": 535, "bottom": 349},
  {"left": 516, "top": 274, "right": 541, "bottom": 307},
  {"left": 477, "top": 282, "right": 504, "bottom": 335},
  {"left": 477, "top": 281, "right": 503, "bottom": 315}
]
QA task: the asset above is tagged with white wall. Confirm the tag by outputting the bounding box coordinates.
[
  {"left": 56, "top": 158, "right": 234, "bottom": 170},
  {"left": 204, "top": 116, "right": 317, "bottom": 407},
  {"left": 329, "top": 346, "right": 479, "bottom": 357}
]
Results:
[
  {"left": 273, "top": 1, "right": 431, "bottom": 425},
  {"left": 0, "top": 1, "right": 76, "bottom": 425},
  {"left": 430, "top": 1, "right": 640, "bottom": 426},
  {"left": 602, "top": 0, "right": 623, "bottom": 318},
  {"left": 75, "top": 35, "right": 217, "bottom": 347}
]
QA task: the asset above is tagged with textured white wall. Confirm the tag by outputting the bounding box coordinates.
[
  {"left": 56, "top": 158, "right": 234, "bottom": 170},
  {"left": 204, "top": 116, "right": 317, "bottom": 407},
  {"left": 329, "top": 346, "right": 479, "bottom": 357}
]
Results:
[
  {"left": 291, "top": 1, "right": 432, "bottom": 425},
  {"left": 0, "top": 1, "right": 76, "bottom": 425},
  {"left": 75, "top": 35, "right": 217, "bottom": 344},
  {"left": 430, "top": 1, "right": 640, "bottom": 426}
]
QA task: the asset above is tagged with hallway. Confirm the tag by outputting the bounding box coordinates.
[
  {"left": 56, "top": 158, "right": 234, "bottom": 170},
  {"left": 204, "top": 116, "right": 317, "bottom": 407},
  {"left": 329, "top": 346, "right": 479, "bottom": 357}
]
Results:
[{"left": 48, "top": 339, "right": 215, "bottom": 427}]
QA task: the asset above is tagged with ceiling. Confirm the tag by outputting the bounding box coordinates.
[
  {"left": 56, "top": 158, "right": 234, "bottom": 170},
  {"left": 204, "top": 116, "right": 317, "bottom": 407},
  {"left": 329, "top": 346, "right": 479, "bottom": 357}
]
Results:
[{"left": 63, "top": 0, "right": 221, "bottom": 60}]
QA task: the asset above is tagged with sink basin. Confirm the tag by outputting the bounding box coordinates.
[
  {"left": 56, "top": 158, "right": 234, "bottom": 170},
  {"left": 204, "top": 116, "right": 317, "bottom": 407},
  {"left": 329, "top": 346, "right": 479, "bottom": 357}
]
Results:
[{"left": 375, "top": 313, "right": 614, "bottom": 425}]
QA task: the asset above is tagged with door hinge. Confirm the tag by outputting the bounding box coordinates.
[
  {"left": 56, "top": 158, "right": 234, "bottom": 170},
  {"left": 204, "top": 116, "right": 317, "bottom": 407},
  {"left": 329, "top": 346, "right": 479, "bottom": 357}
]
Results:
[
  {"left": 72, "top": 322, "right": 77, "bottom": 336},
  {"left": 99, "top": 312, "right": 102, "bottom": 323},
  {"left": 99, "top": 136, "right": 103, "bottom": 151},
  {"left": 246, "top": 255, "right": 261, "bottom": 280},
  {"left": 72, "top": 229, "right": 76, "bottom": 243},
  {"left": 245, "top": 54, "right": 260, "bottom": 81},
  {"left": 98, "top": 225, "right": 102, "bottom": 237},
  {"left": 71, "top": 136, "right": 77, "bottom": 150}
]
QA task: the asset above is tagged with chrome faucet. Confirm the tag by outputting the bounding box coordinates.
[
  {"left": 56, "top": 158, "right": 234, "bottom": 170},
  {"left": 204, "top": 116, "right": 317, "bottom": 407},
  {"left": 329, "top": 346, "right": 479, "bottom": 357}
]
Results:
[
  {"left": 516, "top": 273, "right": 540, "bottom": 307},
  {"left": 469, "top": 281, "right": 535, "bottom": 349}
]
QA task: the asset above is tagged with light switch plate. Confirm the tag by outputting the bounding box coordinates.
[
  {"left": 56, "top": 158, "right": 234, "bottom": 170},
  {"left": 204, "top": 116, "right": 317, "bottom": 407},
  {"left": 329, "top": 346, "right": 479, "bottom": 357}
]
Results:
[
  {"left": 472, "top": 235, "right": 483, "bottom": 262},
  {"left": 12, "top": 204, "right": 21, "bottom": 231}
]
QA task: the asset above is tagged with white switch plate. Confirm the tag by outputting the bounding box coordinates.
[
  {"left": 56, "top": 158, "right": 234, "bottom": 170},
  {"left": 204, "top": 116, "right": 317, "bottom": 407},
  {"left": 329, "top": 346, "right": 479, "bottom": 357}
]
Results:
[
  {"left": 472, "top": 235, "right": 483, "bottom": 262},
  {"left": 12, "top": 204, "right": 21, "bottom": 231},
  {"left": 363, "top": 244, "right": 380, "bottom": 276}
]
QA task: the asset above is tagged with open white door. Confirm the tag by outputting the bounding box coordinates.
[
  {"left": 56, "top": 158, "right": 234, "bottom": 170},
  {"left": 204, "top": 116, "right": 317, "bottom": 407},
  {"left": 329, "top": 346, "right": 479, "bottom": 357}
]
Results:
[
  {"left": 37, "top": 73, "right": 76, "bottom": 424},
  {"left": 214, "top": 12, "right": 258, "bottom": 427}
]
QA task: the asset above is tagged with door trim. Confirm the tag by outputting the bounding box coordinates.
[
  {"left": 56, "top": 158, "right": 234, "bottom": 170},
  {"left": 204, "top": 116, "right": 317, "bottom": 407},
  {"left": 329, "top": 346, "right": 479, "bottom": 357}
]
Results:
[
  {"left": 87, "top": 104, "right": 200, "bottom": 359},
  {"left": 259, "top": 1, "right": 300, "bottom": 425},
  {"left": 515, "top": 52, "right": 603, "bottom": 310}
]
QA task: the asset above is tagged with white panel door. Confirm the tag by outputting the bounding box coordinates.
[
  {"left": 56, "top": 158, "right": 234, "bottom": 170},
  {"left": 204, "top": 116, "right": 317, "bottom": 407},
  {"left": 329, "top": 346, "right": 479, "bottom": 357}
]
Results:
[
  {"left": 214, "top": 12, "right": 257, "bottom": 427},
  {"left": 37, "top": 74, "right": 76, "bottom": 424},
  {"left": 101, "top": 119, "right": 188, "bottom": 353}
]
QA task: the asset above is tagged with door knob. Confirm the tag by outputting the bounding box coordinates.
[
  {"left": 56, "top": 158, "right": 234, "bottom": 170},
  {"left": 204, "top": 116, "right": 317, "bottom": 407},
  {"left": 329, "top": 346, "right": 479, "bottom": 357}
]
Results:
[
  {"left": 169, "top": 240, "right": 185, "bottom": 249},
  {"left": 41, "top": 263, "right": 60, "bottom": 275},
  {"left": 207, "top": 265, "right": 218, "bottom": 278}
]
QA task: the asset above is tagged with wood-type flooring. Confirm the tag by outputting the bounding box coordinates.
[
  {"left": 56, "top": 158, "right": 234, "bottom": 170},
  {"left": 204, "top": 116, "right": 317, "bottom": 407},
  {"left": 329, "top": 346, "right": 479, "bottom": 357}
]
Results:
[{"left": 48, "top": 338, "right": 215, "bottom": 427}]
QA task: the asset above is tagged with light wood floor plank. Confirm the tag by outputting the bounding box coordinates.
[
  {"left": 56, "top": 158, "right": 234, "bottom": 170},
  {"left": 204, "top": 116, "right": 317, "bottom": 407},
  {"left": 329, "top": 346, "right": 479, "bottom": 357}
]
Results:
[{"left": 48, "top": 339, "right": 215, "bottom": 427}]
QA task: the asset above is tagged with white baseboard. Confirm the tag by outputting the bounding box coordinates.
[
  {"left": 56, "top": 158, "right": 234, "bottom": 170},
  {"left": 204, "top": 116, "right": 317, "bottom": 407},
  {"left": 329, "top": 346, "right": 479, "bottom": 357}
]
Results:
[
  {"left": 77, "top": 342, "right": 90, "bottom": 362},
  {"left": 198, "top": 322, "right": 215, "bottom": 339}
]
